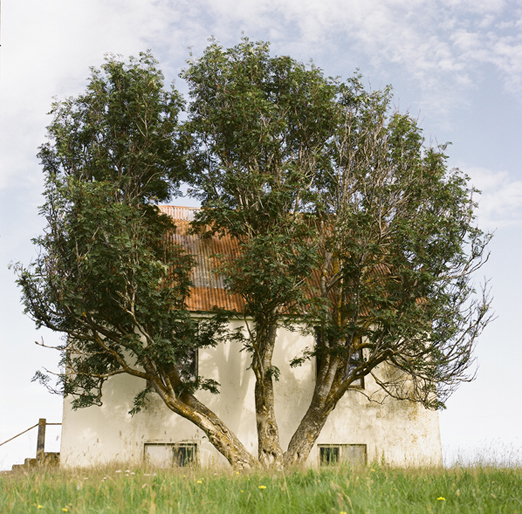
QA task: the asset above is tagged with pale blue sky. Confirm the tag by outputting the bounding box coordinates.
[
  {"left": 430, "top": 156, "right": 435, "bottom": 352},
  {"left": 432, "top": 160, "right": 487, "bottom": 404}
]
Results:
[{"left": 1, "top": 0, "right": 522, "bottom": 469}]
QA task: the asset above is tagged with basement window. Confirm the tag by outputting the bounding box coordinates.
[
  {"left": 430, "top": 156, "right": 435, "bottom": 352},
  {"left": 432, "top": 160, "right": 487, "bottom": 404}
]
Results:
[
  {"left": 319, "top": 445, "right": 340, "bottom": 465},
  {"left": 144, "top": 443, "right": 197, "bottom": 467},
  {"left": 319, "top": 444, "right": 367, "bottom": 467},
  {"left": 174, "top": 443, "right": 197, "bottom": 467}
]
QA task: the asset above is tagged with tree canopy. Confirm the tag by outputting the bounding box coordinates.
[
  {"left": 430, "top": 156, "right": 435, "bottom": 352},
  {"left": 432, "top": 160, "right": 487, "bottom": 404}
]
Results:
[
  {"left": 182, "top": 39, "right": 491, "bottom": 466},
  {"left": 16, "top": 52, "right": 255, "bottom": 468},
  {"left": 16, "top": 41, "right": 492, "bottom": 470}
]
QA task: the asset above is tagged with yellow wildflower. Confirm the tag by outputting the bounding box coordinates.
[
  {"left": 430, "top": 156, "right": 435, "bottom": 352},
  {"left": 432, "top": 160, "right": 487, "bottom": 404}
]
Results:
[
  {"left": 197, "top": 480, "right": 202, "bottom": 484},
  {"left": 437, "top": 497, "right": 446, "bottom": 501},
  {"left": 62, "top": 509, "right": 69, "bottom": 513},
  {"left": 37, "top": 506, "right": 44, "bottom": 510},
  {"left": 258, "top": 485, "right": 267, "bottom": 490}
]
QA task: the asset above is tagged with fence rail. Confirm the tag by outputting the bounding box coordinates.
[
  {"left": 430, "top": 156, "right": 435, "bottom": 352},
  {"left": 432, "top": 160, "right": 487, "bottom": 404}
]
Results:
[
  {"left": 0, "top": 424, "right": 39, "bottom": 448},
  {"left": 0, "top": 419, "right": 62, "bottom": 464}
]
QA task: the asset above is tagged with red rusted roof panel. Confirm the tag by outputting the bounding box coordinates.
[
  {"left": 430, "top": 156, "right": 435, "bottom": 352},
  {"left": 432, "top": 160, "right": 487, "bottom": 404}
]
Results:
[
  {"left": 159, "top": 206, "right": 394, "bottom": 316},
  {"left": 160, "top": 206, "right": 244, "bottom": 313}
]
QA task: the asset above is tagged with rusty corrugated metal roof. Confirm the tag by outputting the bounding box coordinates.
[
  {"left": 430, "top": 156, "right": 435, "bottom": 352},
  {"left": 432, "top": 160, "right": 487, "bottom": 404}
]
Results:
[
  {"left": 159, "top": 206, "right": 395, "bottom": 317},
  {"left": 160, "top": 206, "right": 244, "bottom": 313}
]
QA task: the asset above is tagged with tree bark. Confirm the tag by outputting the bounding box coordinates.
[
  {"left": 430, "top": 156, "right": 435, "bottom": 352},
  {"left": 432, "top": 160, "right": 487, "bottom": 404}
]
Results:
[
  {"left": 252, "top": 321, "right": 284, "bottom": 468},
  {"left": 283, "top": 354, "right": 346, "bottom": 467},
  {"left": 159, "top": 389, "right": 256, "bottom": 470},
  {"left": 283, "top": 400, "right": 335, "bottom": 467}
]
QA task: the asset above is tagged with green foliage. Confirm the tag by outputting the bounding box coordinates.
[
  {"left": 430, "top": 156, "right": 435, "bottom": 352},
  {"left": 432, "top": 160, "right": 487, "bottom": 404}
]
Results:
[
  {"left": 15, "top": 40, "right": 493, "bottom": 468},
  {"left": 15, "top": 53, "right": 227, "bottom": 412},
  {"left": 39, "top": 51, "right": 186, "bottom": 203},
  {"left": 307, "top": 81, "right": 492, "bottom": 408},
  {"left": 182, "top": 37, "right": 492, "bottom": 419},
  {"left": 182, "top": 38, "right": 338, "bottom": 314}
]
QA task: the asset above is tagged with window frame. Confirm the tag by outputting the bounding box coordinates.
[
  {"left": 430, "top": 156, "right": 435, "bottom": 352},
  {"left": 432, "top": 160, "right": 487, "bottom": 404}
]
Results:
[
  {"left": 147, "top": 347, "right": 198, "bottom": 392},
  {"left": 315, "top": 329, "right": 365, "bottom": 389},
  {"left": 144, "top": 442, "right": 198, "bottom": 467},
  {"left": 318, "top": 443, "right": 367, "bottom": 467}
]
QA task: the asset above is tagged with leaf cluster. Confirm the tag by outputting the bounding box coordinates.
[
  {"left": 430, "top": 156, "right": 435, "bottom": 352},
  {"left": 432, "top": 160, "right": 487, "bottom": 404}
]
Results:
[
  {"left": 181, "top": 39, "right": 493, "bottom": 410},
  {"left": 39, "top": 51, "right": 186, "bottom": 204},
  {"left": 16, "top": 53, "right": 227, "bottom": 411},
  {"left": 16, "top": 41, "right": 493, "bottom": 424}
]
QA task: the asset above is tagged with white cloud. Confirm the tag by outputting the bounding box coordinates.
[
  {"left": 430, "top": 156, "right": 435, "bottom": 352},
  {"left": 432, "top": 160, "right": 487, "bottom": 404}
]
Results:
[
  {"left": 0, "top": 0, "right": 193, "bottom": 191},
  {"left": 466, "top": 166, "right": 522, "bottom": 229},
  {"left": 194, "top": 0, "right": 522, "bottom": 119},
  {"left": 2, "top": 0, "right": 522, "bottom": 193}
]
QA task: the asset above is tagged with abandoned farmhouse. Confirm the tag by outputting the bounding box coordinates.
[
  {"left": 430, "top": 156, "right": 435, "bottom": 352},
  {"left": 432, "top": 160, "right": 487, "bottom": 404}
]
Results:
[{"left": 59, "top": 206, "right": 443, "bottom": 469}]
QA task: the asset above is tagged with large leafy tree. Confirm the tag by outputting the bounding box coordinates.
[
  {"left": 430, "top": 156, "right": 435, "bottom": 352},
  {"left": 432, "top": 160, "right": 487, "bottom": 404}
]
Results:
[
  {"left": 15, "top": 53, "right": 255, "bottom": 469},
  {"left": 182, "top": 39, "right": 340, "bottom": 466},
  {"left": 17, "top": 43, "right": 492, "bottom": 471},
  {"left": 183, "top": 39, "right": 492, "bottom": 467},
  {"left": 284, "top": 80, "right": 492, "bottom": 465}
]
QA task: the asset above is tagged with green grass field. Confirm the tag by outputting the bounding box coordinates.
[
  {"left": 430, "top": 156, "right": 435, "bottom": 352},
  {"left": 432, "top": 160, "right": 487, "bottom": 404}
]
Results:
[{"left": 1, "top": 464, "right": 521, "bottom": 513}]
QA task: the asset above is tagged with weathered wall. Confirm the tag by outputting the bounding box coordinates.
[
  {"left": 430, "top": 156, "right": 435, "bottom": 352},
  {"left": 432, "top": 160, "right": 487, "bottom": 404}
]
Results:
[{"left": 60, "top": 323, "right": 442, "bottom": 468}]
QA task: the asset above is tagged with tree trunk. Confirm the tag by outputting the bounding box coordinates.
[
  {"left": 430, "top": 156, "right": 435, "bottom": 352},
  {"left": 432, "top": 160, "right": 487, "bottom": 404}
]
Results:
[
  {"left": 283, "top": 355, "right": 347, "bottom": 467},
  {"left": 252, "top": 321, "right": 284, "bottom": 468},
  {"left": 283, "top": 399, "right": 335, "bottom": 467},
  {"left": 161, "top": 391, "right": 256, "bottom": 470}
]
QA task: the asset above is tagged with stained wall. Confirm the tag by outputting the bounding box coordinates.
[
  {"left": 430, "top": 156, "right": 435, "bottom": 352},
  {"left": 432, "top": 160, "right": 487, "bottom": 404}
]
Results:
[{"left": 60, "top": 323, "right": 442, "bottom": 468}]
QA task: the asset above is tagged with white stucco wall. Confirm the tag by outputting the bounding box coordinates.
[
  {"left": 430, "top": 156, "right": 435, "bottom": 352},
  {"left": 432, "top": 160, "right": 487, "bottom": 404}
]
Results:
[{"left": 60, "top": 323, "right": 442, "bottom": 468}]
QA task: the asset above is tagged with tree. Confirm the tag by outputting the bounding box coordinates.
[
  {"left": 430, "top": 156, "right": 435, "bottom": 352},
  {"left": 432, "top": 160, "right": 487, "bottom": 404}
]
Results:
[
  {"left": 182, "top": 39, "right": 492, "bottom": 467},
  {"left": 182, "top": 39, "right": 340, "bottom": 466},
  {"left": 15, "top": 53, "right": 256, "bottom": 469},
  {"left": 17, "top": 42, "right": 492, "bottom": 471},
  {"left": 284, "top": 81, "right": 492, "bottom": 465}
]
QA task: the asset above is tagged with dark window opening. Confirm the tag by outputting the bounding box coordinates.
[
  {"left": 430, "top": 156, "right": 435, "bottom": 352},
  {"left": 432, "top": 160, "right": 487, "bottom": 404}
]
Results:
[
  {"left": 348, "top": 349, "right": 365, "bottom": 389},
  {"left": 319, "top": 444, "right": 367, "bottom": 467},
  {"left": 173, "top": 443, "right": 196, "bottom": 467},
  {"left": 320, "top": 445, "right": 340, "bottom": 465},
  {"left": 315, "top": 329, "right": 364, "bottom": 388},
  {"left": 180, "top": 347, "right": 198, "bottom": 380},
  {"left": 148, "top": 348, "right": 198, "bottom": 392}
]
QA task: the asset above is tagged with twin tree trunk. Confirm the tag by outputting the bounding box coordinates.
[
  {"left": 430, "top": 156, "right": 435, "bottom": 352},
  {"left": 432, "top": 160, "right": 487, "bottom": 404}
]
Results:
[
  {"left": 153, "top": 324, "right": 350, "bottom": 470},
  {"left": 244, "top": 320, "right": 349, "bottom": 468}
]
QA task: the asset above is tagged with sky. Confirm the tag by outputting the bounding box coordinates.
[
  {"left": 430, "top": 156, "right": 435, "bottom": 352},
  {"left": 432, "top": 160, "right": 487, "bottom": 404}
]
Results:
[{"left": 1, "top": 0, "right": 522, "bottom": 470}]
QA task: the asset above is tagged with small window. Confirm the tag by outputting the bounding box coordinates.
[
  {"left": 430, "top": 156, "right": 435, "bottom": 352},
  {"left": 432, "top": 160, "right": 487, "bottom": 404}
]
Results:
[
  {"left": 144, "top": 443, "right": 197, "bottom": 467},
  {"left": 315, "top": 329, "right": 364, "bottom": 388},
  {"left": 320, "top": 445, "right": 340, "bottom": 465},
  {"left": 180, "top": 347, "right": 198, "bottom": 380},
  {"left": 348, "top": 349, "right": 365, "bottom": 389},
  {"left": 319, "top": 444, "right": 367, "bottom": 467},
  {"left": 173, "top": 443, "right": 196, "bottom": 467},
  {"left": 148, "top": 348, "right": 198, "bottom": 392}
]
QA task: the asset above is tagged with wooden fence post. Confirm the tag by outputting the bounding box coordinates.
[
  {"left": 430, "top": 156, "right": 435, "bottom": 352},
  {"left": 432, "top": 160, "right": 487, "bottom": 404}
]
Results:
[{"left": 36, "top": 418, "right": 46, "bottom": 463}]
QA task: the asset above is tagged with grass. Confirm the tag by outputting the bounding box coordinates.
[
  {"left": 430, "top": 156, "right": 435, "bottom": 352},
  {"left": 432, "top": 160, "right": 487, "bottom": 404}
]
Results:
[{"left": 1, "top": 464, "right": 521, "bottom": 513}]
